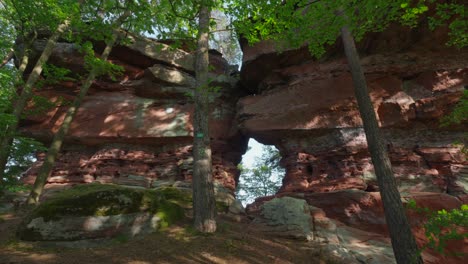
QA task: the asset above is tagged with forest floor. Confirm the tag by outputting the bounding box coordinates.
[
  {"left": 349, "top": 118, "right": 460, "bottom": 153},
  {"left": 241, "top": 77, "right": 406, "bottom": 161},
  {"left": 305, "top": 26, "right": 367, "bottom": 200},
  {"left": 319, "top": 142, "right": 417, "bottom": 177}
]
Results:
[{"left": 0, "top": 206, "right": 340, "bottom": 264}]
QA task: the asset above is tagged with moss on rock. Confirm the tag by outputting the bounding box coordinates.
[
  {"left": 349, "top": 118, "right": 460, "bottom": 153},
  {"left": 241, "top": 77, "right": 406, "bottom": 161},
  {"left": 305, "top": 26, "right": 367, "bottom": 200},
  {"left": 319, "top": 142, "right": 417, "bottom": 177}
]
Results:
[
  {"left": 26, "top": 184, "right": 187, "bottom": 223},
  {"left": 18, "top": 184, "right": 191, "bottom": 242}
]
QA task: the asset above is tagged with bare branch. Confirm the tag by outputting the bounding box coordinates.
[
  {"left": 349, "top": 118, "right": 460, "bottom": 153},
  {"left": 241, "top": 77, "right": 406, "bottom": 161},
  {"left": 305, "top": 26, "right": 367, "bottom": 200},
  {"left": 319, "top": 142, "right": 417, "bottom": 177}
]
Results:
[{"left": 209, "top": 28, "right": 234, "bottom": 33}]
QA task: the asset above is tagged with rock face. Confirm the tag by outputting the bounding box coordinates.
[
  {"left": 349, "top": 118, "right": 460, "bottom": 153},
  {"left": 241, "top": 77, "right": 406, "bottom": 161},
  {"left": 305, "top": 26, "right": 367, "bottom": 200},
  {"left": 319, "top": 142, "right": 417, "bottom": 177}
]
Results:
[
  {"left": 238, "top": 23, "right": 467, "bottom": 196},
  {"left": 249, "top": 190, "right": 467, "bottom": 264},
  {"left": 254, "top": 197, "right": 314, "bottom": 241},
  {"left": 18, "top": 23, "right": 467, "bottom": 263},
  {"left": 21, "top": 34, "right": 247, "bottom": 193},
  {"left": 17, "top": 184, "right": 188, "bottom": 244},
  {"left": 239, "top": 23, "right": 467, "bottom": 264},
  {"left": 17, "top": 182, "right": 243, "bottom": 245}
]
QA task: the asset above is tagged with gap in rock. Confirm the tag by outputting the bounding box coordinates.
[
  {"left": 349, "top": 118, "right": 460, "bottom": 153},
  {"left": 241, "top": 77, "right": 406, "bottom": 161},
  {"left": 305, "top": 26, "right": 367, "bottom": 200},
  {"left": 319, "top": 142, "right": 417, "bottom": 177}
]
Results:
[{"left": 236, "top": 138, "right": 285, "bottom": 207}]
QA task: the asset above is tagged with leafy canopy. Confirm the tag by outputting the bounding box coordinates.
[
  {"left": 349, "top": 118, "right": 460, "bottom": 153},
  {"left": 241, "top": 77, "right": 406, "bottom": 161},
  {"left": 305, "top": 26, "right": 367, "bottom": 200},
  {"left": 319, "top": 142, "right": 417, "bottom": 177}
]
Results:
[{"left": 228, "top": 0, "right": 466, "bottom": 57}]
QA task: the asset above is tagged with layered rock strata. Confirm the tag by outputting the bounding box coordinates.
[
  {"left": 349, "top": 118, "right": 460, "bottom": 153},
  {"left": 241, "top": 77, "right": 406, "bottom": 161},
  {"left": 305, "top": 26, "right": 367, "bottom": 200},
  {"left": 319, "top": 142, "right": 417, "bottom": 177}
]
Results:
[
  {"left": 238, "top": 23, "right": 467, "bottom": 263},
  {"left": 20, "top": 34, "right": 247, "bottom": 193},
  {"left": 238, "top": 23, "right": 468, "bottom": 196},
  {"left": 17, "top": 22, "right": 468, "bottom": 263}
]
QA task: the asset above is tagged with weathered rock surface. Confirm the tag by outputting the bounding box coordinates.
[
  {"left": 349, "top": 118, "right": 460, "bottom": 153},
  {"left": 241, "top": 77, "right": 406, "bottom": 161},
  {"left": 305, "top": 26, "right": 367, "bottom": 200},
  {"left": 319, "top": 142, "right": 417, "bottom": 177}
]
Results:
[
  {"left": 17, "top": 184, "right": 188, "bottom": 243},
  {"left": 17, "top": 183, "right": 244, "bottom": 245},
  {"left": 254, "top": 197, "right": 313, "bottom": 241},
  {"left": 239, "top": 23, "right": 467, "bottom": 264},
  {"left": 251, "top": 196, "right": 397, "bottom": 263},
  {"left": 22, "top": 212, "right": 161, "bottom": 241},
  {"left": 18, "top": 23, "right": 468, "bottom": 263},
  {"left": 238, "top": 23, "right": 468, "bottom": 196},
  {"left": 21, "top": 33, "right": 247, "bottom": 193},
  {"left": 249, "top": 191, "right": 467, "bottom": 264}
]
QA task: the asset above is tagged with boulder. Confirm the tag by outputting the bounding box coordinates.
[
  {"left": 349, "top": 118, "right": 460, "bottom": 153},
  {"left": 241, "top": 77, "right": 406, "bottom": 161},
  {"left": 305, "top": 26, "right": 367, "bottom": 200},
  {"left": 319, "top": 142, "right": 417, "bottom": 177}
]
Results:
[
  {"left": 147, "top": 64, "right": 196, "bottom": 87},
  {"left": 254, "top": 197, "right": 313, "bottom": 241},
  {"left": 17, "top": 184, "right": 188, "bottom": 242},
  {"left": 248, "top": 190, "right": 468, "bottom": 264},
  {"left": 124, "top": 33, "right": 195, "bottom": 72},
  {"left": 252, "top": 196, "right": 399, "bottom": 263}
]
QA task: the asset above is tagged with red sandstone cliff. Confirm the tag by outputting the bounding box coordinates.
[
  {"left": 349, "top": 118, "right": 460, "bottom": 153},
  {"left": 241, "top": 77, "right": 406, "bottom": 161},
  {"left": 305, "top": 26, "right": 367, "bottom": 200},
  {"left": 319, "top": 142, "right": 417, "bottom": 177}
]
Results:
[
  {"left": 18, "top": 23, "right": 468, "bottom": 263},
  {"left": 238, "top": 23, "right": 467, "bottom": 197},
  {"left": 20, "top": 34, "right": 247, "bottom": 192},
  {"left": 237, "top": 20, "right": 467, "bottom": 264}
]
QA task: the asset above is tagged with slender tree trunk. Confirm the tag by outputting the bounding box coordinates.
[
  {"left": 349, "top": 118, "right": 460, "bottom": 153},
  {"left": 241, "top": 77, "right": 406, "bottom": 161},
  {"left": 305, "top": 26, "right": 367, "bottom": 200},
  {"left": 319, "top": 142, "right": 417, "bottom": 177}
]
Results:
[
  {"left": 0, "top": 20, "right": 70, "bottom": 183},
  {"left": 0, "top": 49, "right": 14, "bottom": 68},
  {"left": 16, "top": 49, "right": 30, "bottom": 77},
  {"left": 340, "top": 26, "right": 422, "bottom": 264},
  {"left": 0, "top": 41, "right": 33, "bottom": 186},
  {"left": 192, "top": 1, "right": 217, "bottom": 233},
  {"left": 27, "top": 11, "right": 130, "bottom": 204}
]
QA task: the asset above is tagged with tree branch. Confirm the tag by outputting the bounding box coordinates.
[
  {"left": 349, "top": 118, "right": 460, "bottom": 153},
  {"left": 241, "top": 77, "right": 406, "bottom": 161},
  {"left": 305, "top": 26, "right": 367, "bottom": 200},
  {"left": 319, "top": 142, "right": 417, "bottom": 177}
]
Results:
[
  {"left": 0, "top": 49, "right": 14, "bottom": 68},
  {"left": 209, "top": 28, "right": 234, "bottom": 33},
  {"left": 168, "top": 0, "right": 199, "bottom": 20}
]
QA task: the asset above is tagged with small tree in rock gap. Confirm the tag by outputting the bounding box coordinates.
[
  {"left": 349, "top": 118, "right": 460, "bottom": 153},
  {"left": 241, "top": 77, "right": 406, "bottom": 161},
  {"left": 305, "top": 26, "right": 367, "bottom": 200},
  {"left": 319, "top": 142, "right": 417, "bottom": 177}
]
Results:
[{"left": 236, "top": 145, "right": 284, "bottom": 205}]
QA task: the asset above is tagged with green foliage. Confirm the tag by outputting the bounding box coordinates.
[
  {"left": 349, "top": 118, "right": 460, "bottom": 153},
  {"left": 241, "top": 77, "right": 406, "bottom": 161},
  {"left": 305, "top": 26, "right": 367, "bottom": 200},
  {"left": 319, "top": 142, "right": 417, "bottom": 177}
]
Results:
[
  {"left": 0, "top": 67, "right": 17, "bottom": 123},
  {"left": 400, "top": 1, "right": 467, "bottom": 48},
  {"left": 440, "top": 89, "right": 467, "bottom": 156},
  {"left": 399, "top": 1, "right": 430, "bottom": 27},
  {"left": 2, "top": 137, "right": 46, "bottom": 187},
  {"left": 0, "top": 66, "right": 45, "bottom": 191},
  {"left": 230, "top": 0, "right": 466, "bottom": 58},
  {"left": 407, "top": 200, "right": 468, "bottom": 255},
  {"left": 4, "top": 183, "right": 31, "bottom": 193},
  {"left": 441, "top": 90, "right": 468, "bottom": 126},
  {"left": 236, "top": 145, "right": 284, "bottom": 204},
  {"left": 230, "top": 0, "right": 409, "bottom": 57},
  {"left": 40, "top": 64, "right": 75, "bottom": 86},
  {"left": 427, "top": 1, "right": 467, "bottom": 48},
  {"left": 80, "top": 41, "right": 124, "bottom": 80}
]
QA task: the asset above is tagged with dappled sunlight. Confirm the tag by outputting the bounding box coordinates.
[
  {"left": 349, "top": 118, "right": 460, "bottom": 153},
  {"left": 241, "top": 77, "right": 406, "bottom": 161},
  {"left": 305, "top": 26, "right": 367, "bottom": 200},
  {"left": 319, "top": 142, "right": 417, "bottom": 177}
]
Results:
[
  {"left": 0, "top": 250, "right": 59, "bottom": 263},
  {"left": 148, "top": 66, "right": 195, "bottom": 87},
  {"left": 86, "top": 97, "right": 192, "bottom": 138},
  {"left": 127, "top": 35, "right": 195, "bottom": 71},
  {"left": 431, "top": 71, "right": 464, "bottom": 91},
  {"left": 0, "top": 216, "right": 328, "bottom": 264},
  {"left": 334, "top": 225, "right": 394, "bottom": 262}
]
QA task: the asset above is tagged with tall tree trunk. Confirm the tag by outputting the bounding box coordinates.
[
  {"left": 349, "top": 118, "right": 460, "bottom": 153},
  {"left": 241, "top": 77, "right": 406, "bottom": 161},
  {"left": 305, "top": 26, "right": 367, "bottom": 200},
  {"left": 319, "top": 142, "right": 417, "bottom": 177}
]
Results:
[
  {"left": 192, "top": 1, "right": 217, "bottom": 233},
  {"left": 27, "top": 11, "right": 130, "bottom": 204},
  {"left": 0, "top": 20, "right": 70, "bottom": 183},
  {"left": 0, "top": 39, "right": 36, "bottom": 186},
  {"left": 340, "top": 26, "right": 422, "bottom": 264}
]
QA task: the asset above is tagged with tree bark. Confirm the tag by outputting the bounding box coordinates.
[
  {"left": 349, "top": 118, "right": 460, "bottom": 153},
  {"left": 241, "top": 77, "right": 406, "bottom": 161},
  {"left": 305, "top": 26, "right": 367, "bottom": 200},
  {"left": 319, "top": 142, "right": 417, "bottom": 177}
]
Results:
[
  {"left": 192, "top": 1, "right": 217, "bottom": 233},
  {"left": 27, "top": 11, "right": 130, "bottom": 204},
  {"left": 0, "top": 43, "right": 33, "bottom": 187},
  {"left": 0, "top": 20, "right": 70, "bottom": 183},
  {"left": 340, "top": 25, "right": 423, "bottom": 264},
  {"left": 0, "top": 49, "right": 14, "bottom": 68}
]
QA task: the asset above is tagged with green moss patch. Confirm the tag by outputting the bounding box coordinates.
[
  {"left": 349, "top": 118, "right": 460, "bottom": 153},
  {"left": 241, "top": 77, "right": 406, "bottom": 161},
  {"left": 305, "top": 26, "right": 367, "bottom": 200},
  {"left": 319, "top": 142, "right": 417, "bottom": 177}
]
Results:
[{"left": 27, "top": 184, "right": 187, "bottom": 224}]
